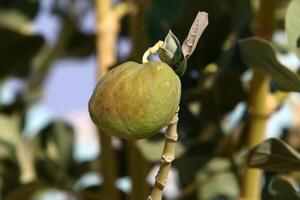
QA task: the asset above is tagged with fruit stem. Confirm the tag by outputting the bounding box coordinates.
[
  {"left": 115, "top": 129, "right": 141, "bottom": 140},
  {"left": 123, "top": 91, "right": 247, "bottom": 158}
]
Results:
[
  {"left": 142, "top": 40, "right": 164, "bottom": 63},
  {"left": 147, "top": 110, "right": 179, "bottom": 200}
]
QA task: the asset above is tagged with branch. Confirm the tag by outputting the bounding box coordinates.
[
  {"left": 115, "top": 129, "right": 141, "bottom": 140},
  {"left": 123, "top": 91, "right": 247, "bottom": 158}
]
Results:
[{"left": 147, "top": 110, "right": 179, "bottom": 200}]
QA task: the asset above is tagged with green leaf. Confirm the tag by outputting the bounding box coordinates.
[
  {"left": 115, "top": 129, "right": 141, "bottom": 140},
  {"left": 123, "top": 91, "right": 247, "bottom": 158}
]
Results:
[
  {"left": 0, "top": 3, "right": 44, "bottom": 80},
  {"left": 0, "top": 114, "right": 22, "bottom": 194},
  {"left": 0, "top": 157, "right": 21, "bottom": 196},
  {"left": 158, "top": 30, "right": 188, "bottom": 76},
  {"left": 0, "top": 28, "right": 44, "bottom": 79},
  {"left": 0, "top": 141, "right": 21, "bottom": 196},
  {"left": 285, "top": 0, "right": 300, "bottom": 57},
  {"left": 269, "top": 176, "right": 300, "bottom": 200},
  {"left": 247, "top": 138, "right": 300, "bottom": 172},
  {"left": 34, "top": 121, "right": 74, "bottom": 182},
  {"left": 174, "top": 58, "right": 187, "bottom": 77},
  {"left": 0, "top": 114, "right": 21, "bottom": 147},
  {"left": 159, "top": 30, "right": 183, "bottom": 65},
  {"left": 163, "top": 30, "right": 182, "bottom": 59},
  {"left": 196, "top": 158, "right": 239, "bottom": 200},
  {"left": 3, "top": 181, "right": 47, "bottom": 200},
  {"left": 0, "top": 0, "right": 39, "bottom": 19},
  {"left": 0, "top": 9, "right": 33, "bottom": 35},
  {"left": 0, "top": 141, "right": 15, "bottom": 160},
  {"left": 240, "top": 37, "right": 300, "bottom": 92}
]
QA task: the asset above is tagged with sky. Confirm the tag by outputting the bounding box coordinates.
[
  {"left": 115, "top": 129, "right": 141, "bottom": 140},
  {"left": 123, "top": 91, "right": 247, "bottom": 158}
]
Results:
[{"left": 11, "top": 0, "right": 101, "bottom": 162}]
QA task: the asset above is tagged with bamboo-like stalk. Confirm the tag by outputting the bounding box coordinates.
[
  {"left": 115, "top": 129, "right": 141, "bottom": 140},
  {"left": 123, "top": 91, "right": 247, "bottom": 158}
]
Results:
[
  {"left": 143, "top": 12, "right": 208, "bottom": 200},
  {"left": 95, "top": 0, "right": 117, "bottom": 76},
  {"left": 147, "top": 112, "right": 179, "bottom": 200},
  {"left": 241, "top": 0, "right": 276, "bottom": 199},
  {"left": 95, "top": 0, "right": 119, "bottom": 199},
  {"left": 241, "top": 72, "right": 269, "bottom": 200}
]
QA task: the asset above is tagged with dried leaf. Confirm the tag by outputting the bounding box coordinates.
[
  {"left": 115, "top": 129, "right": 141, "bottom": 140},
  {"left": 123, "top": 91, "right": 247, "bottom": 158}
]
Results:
[
  {"left": 182, "top": 11, "right": 208, "bottom": 59},
  {"left": 269, "top": 176, "right": 300, "bottom": 200},
  {"left": 240, "top": 37, "right": 300, "bottom": 92},
  {"left": 247, "top": 138, "right": 300, "bottom": 172}
]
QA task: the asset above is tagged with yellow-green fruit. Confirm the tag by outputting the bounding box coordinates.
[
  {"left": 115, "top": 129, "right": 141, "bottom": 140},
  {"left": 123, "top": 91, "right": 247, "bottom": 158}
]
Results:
[{"left": 88, "top": 61, "right": 181, "bottom": 140}]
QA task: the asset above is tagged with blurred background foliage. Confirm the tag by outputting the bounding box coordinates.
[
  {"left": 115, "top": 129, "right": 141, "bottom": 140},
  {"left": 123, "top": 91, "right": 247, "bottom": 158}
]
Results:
[{"left": 0, "top": 0, "right": 300, "bottom": 200}]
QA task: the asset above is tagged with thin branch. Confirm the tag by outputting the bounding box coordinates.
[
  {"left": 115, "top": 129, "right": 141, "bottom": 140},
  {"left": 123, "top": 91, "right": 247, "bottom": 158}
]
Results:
[{"left": 147, "top": 111, "right": 179, "bottom": 200}]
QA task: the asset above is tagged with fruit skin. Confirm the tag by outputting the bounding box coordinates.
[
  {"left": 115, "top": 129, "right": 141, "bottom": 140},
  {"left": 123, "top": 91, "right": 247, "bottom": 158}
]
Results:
[{"left": 88, "top": 61, "right": 181, "bottom": 140}]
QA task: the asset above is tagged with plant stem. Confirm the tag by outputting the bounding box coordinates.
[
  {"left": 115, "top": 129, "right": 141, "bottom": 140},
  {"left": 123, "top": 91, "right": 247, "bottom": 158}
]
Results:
[
  {"left": 96, "top": 0, "right": 117, "bottom": 76},
  {"left": 241, "top": 0, "right": 276, "bottom": 199},
  {"left": 147, "top": 111, "right": 179, "bottom": 200},
  {"left": 241, "top": 72, "right": 269, "bottom": 200},
  {"left": 95, "top": 0, "right": 119, "bottom": 199}
]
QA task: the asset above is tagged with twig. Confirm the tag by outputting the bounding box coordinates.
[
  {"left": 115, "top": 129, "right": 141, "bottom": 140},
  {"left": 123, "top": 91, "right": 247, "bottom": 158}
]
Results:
[{"left": 147, "top": 111, "right": 179, "bottom": 200}]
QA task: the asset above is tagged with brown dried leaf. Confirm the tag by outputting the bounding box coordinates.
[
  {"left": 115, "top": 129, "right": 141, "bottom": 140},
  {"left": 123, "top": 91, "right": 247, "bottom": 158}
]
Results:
[{"left": 182, "top": 11, "right": 208, "bottom": 59}]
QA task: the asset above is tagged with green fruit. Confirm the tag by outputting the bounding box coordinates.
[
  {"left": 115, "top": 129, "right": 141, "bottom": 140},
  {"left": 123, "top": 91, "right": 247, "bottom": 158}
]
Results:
[{"left": 88, "top": 61, "right": 181, "bottom": 140}]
